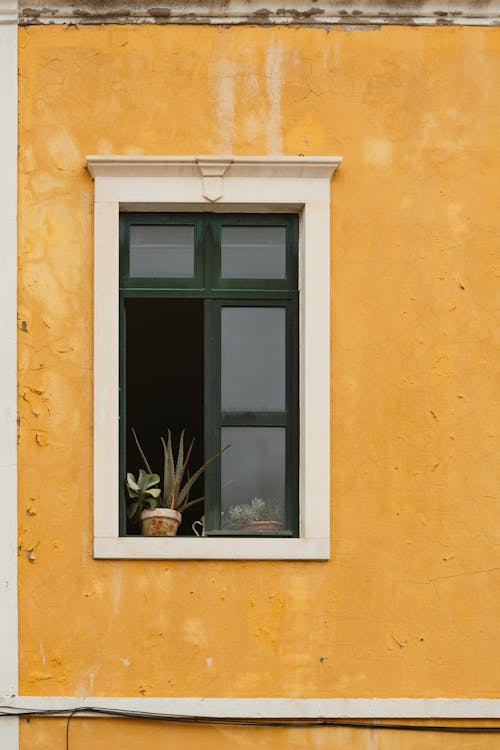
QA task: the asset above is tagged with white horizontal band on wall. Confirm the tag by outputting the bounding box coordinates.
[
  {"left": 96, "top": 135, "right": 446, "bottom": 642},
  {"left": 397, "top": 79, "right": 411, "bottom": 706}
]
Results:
[
  {"left": 16, "top": 1, "right": 500, "bottom": 27},
  {"left": 0, "top": 1, "right": 17, "bottom": 24},
  {"left": 3, "top": 697, "right": 500, "bottom": 719}
]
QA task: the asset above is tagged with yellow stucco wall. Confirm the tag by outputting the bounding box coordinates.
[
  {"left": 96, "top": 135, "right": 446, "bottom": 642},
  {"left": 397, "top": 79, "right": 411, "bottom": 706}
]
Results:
[
  {"left": 18, "top": 21, "right": 500, "bottom": 722},
  {"left": 17, "top": 717, "right": 500, "bottom": 750}
]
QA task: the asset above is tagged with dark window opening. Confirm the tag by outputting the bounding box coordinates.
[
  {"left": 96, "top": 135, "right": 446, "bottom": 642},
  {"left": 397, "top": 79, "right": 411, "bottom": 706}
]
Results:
[{"left": 125, "top": 298, "right": 205, "bottom": 536}]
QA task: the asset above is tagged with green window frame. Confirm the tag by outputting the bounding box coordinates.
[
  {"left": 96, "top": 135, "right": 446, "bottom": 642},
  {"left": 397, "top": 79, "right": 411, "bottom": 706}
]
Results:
[{"left": 119, "top": 212, "right": 299, "bottom": 537}]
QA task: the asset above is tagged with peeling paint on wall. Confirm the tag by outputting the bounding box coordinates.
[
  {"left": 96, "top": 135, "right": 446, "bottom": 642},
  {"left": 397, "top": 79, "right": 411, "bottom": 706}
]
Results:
[
  {"left": 265, "top": 41, "right": 284, "bottom": 153},
  {"left": 212, "top": 57, "right": 236, "bottom": 154}
]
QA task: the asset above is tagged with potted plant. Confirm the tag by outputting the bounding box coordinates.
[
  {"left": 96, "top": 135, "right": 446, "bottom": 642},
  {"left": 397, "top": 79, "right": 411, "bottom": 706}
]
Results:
[
  {"left": 226, "top": 497, "right": 283, "bottom": 533},
  {"left": 127, "top": 428, "right": 226, "bottom": 537}
]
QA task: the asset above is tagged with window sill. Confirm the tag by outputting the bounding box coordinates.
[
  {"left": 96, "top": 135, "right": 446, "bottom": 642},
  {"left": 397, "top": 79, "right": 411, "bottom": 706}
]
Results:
[{"left": 93, "top": 536, "right": 330, "bottom": 560}]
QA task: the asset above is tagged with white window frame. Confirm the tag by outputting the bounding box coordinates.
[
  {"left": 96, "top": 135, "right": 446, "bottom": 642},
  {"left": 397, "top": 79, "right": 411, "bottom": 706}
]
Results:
[{"left": 86, "top": 155, "right": 341, "bottom": 560}]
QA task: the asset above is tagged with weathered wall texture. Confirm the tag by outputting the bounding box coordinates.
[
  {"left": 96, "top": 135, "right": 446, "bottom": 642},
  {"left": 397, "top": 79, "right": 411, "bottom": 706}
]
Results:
[
  {"left": 17, "top": 717, "right": 500, "bottom": 749},
  {"left": 18, "top": 18, "right": 500, "bottom": 737}
]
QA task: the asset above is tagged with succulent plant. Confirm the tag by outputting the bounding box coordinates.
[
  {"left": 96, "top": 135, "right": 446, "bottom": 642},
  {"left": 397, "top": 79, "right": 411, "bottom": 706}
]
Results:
[
  {"left": 125, "top": 469, "right": 161, "bottom": 520},
  {"left": 226, "top": 497, "right": 282, "bottom": 529},
  {"left": 131, "top": 428, "right": 227, "bottom": 514}
]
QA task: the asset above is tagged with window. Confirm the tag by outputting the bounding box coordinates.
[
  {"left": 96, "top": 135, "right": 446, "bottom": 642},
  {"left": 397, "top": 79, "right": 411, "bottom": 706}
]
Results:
[
  {"left": 120, "top": 213, "right": 299, "bottom": 537},
  {"left": 87, "top": 155, "right": 341, "bottom": 559}
]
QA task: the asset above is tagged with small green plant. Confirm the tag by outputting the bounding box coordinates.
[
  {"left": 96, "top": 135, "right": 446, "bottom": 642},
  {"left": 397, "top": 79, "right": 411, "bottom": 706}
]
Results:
[
  {"left": 130, "top": 428, "right": 227, "bottom": 515},
  {"left": 126, "top": 469, "right": 161, "bottom": 520},
  {"left": 226, "top": 497, "right": 282, "bottom": 529}
]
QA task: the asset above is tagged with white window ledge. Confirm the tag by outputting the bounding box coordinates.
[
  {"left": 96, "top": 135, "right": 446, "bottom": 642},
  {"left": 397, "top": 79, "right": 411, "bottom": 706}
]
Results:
[{"left": 87, "top": 155, "right": 341, "bottom": 560}]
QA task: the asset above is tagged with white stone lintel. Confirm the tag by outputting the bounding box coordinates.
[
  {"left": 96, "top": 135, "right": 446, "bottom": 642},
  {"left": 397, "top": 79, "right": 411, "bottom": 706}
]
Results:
[{"left": 87, "top": 155, "right": 341, "bottom": 181}]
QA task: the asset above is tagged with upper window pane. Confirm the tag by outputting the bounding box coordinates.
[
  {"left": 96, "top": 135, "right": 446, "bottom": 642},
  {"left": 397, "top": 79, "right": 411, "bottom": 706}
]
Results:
[
  {"left": 221, "top": 226, "right": 286, "bottom": 279},
  {"left": 130, "top": 225, "right": 195, "bottom": 278}
]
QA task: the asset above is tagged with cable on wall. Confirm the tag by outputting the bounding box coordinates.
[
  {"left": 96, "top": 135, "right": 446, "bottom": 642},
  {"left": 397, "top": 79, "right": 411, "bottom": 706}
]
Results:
[{"left": 2, "top": 705, "right": 500, "bottom": 733}]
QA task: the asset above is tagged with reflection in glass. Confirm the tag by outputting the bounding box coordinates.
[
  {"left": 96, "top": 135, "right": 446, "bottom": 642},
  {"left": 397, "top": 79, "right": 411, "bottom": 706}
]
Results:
[
  {"left": 221, "top": 427, "right": 285, "bottom": 530},
  {"left": 130, "top": 225, "right": 194, "bottom": 278},
  {"left": 221, "top": 226, "right": 286, "bottom": 279},
  {"left": 221, "top": 307, "right": 285, "bottom": 412}
]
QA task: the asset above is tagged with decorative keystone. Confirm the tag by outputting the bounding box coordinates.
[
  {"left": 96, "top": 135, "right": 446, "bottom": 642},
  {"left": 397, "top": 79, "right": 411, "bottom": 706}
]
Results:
[{"left": 196, "top": 159, "right": 232, "bottom": 202}]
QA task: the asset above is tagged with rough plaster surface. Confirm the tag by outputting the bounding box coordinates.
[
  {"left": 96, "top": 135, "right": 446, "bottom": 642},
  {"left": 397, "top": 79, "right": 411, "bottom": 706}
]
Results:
[
  {"left": 17, "top": 715, "right": 500, "bottom": 750},
  {"left": 17, "top": 17, "right": 500, "bottom": 724}
]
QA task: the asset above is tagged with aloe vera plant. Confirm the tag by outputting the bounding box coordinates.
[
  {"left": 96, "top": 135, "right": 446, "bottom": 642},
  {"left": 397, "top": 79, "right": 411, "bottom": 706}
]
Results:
[{"left": 131, "top": 428, "right": 227, "bottom": 514}]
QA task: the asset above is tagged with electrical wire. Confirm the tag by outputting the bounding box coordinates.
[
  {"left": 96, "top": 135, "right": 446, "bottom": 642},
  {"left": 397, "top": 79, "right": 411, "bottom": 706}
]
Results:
[
  {"left": 2, "top": 705, "right": 500, "bottom": 734},
  {"left": 65, "top": 708, "right": 77, "bottom": 750}
]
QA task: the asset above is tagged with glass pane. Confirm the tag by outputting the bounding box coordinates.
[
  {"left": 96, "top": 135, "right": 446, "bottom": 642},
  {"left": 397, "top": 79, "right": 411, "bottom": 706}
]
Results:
[
  {"left": 221, "top": 427, "right": 285, "bottom": 532},
  {"left": 130, "top": 225, "right": 194, "bottom": 277},
  {"left": 221, "top": 226, "right": 286, "bottom": 279},
  {"left": 221, "top": 307, "right": 286, "bottom": 412}
]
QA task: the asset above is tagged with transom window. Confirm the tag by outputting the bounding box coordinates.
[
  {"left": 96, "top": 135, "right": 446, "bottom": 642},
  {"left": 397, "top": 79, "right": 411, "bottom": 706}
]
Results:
[{"left": 120, "top": 213, "right": 299, "bottom": 537}]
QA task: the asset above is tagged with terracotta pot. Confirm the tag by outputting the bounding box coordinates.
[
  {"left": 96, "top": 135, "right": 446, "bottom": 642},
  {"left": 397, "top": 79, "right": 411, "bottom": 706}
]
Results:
[
  {"left": 240, "top": 520, "right": 283, "bottom": 533},
  {"left": 141, "top": 508, "right": 182, "bottom": 536}
]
